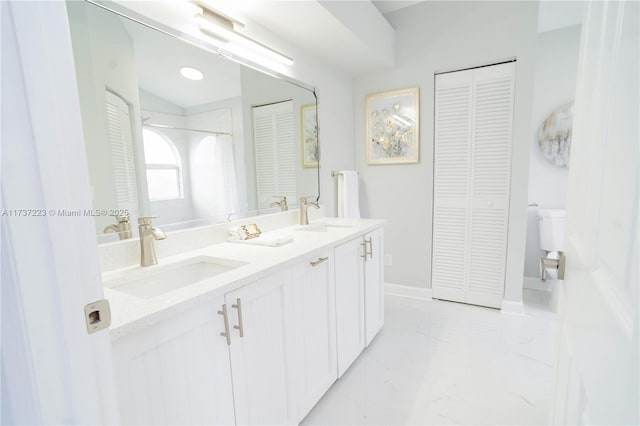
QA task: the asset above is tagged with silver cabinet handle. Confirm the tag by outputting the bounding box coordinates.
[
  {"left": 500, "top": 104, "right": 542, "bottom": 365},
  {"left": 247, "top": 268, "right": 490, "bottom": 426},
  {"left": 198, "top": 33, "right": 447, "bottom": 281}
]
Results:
[
  {"left": 310, "top": 257, "right": 329, "bottom": 267},
  {"left": 366, "top": 237, "right": 373, "bottom": 259},
  {"left": 232, "top": 298, "right": 244, "bottom": 338},
  {"left": 218, "top": 304, "right": 231, "bottom": 345},
  {"left": 361, "top": 241, "right": 368, "bottom": 261}
]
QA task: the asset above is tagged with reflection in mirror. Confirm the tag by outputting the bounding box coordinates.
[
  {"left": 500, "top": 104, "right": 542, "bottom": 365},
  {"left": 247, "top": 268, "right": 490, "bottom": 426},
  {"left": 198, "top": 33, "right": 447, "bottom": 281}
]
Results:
[{"left": 66, "top": 1, "right": 319, "bottom": 242}]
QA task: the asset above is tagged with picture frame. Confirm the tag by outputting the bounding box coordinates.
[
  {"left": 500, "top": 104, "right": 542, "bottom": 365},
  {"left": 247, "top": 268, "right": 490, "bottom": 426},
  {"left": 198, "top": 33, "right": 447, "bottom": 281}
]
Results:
[
  {"left": 365, "top": 87, "right": 419, "bottom": 165},
  {"left": 301, "top": 104, "right": 319, "bottom": 167}
]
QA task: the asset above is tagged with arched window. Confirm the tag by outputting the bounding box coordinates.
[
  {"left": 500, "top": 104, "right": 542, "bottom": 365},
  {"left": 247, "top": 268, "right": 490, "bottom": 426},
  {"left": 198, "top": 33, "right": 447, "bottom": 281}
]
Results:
[{"left": 142, "top": 128, "right": 183, "bottom": 201}]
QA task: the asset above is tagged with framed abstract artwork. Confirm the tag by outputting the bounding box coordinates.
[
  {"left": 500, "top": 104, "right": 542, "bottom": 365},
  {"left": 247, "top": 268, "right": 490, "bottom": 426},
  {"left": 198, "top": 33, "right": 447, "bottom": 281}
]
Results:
[
  {"left": 366, "top": 87, "right": 419, "bottom": 165},
  {"left": 301, "top": 104, "right": 319, "bottom": 167}
]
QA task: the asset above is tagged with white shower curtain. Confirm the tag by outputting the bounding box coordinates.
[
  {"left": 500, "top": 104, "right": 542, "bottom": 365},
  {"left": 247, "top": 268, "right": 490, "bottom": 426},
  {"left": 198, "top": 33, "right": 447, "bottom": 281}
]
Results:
[{"left": 191, "top": 134, "right": 240, "bottom": 220}]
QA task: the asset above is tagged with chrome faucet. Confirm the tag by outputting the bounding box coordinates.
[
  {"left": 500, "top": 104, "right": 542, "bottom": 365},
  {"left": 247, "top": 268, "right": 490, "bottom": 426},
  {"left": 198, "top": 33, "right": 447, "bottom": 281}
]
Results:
[
  {"left": 269, "top": 195, "right": 288, "bottom": 211},
  {"left": 299, "top": 196, "right": 320, "bottom": 225},
  {"left": 103, "top": 215, "right": 133, "bottom": 240},
  {"left": 138, "top": 216, "right": 166, "bottom": 267}
]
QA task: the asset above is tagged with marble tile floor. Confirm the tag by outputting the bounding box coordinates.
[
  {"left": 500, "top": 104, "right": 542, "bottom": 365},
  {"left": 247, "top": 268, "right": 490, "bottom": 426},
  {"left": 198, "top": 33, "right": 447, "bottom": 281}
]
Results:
[{"left": 303, "top": 289, "right": 557, "bottom": 425}]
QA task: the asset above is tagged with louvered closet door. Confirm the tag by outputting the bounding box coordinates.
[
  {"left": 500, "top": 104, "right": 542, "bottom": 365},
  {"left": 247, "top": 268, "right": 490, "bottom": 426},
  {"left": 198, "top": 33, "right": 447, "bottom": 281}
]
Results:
[
  {"left": 466, "top": 63, "right": 515, "bottom": 308},
  {"left": 432, "top": 62, "right": 515, "bottom": 309},
  {"left": 432, "top": 70, "right": 473, "bottom": 303},
  {"left": 105, "top": 90, "right": 139, "bottom": 218},
  {"left": 253, "top": 101, "right": 296, "bottom": 210}
]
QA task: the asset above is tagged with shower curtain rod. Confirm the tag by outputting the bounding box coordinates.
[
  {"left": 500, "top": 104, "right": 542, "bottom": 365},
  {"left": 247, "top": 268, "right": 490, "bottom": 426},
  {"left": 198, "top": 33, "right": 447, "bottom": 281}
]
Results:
[{"left": 144, "top": 122, "right": 233, "bottom": 137}]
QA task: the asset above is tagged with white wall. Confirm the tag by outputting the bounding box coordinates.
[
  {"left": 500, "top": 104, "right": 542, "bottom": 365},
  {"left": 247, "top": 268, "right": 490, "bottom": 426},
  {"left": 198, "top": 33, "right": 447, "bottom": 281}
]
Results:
[
  {"left": 139, "top": 89, "right": 184, "bottom": 115},
  {"left": 354, "top": 1, "right": 538, "bottom": 304},
  {"left": 524, "top": 25, "right": 581, "bottom": 279}
]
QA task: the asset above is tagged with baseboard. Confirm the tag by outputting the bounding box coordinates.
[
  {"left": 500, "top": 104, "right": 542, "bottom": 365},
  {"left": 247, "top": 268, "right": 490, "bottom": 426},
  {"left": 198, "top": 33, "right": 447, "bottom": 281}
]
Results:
[
  {"left": 524, "top": 275, "right": 555, "bottom": 292},
  {"left": 384, "top": 283, "right": 432, "bottom": 301},
  {"left": 501, "top": 299, "right": 525, "bottom": 316}
]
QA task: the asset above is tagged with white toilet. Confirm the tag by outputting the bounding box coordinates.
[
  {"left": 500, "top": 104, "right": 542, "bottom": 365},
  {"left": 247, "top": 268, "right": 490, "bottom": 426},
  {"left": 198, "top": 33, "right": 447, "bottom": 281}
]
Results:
[{"left": 537, "top": 209, "right": 566, "bottom": 280}]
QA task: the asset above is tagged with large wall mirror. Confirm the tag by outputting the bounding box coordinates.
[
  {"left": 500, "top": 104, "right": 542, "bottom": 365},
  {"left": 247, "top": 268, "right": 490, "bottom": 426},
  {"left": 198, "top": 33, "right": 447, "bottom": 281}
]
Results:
[{"left": 66, "top": 1, "right": 319, "bottom": 242}]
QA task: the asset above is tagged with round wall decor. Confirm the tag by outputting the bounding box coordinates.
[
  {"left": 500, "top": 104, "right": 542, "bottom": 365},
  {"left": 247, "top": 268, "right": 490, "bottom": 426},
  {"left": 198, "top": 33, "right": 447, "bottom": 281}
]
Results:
[{"left": 537, "top": 102, "right": 573, "bottom": 168}]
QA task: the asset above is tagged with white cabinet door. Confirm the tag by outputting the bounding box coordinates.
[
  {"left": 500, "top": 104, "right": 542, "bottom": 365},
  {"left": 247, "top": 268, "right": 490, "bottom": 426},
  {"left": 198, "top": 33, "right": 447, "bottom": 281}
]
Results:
[
  {"left": 226, "top": 269, "right": 298, "bottom": 425},
  {"left": 334, "top": 237, "right": 366, "bottom": 377},
  {"left": 291, "top": 250, "right": 338, "bottom": 418},
  {"left": 112, "top": 296, "right": 235, "bottom": 425},
  {"left": 364, "top": 229, "right": 384, "bottom": 345}
]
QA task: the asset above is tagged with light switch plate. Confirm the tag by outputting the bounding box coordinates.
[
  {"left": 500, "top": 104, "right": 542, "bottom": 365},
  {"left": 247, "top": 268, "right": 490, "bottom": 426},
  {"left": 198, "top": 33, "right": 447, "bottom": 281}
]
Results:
[{"left": 84, "top": 299, "right": 111, "bottom": 334}]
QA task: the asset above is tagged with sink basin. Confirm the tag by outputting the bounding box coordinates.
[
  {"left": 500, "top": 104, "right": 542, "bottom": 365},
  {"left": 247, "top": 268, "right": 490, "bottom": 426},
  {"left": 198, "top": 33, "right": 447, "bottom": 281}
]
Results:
[
  {"left": 296, "top": 222, "right": 354, "bottom": 232},
  {"left": 110, "top": 256, "right": 248, "bottom": 299}
]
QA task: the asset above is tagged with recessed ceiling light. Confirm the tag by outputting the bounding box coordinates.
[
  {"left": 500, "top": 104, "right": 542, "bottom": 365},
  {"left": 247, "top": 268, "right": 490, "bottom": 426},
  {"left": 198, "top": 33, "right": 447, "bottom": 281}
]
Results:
[{"left": 180, "top": 66, "right": 204, "bottom": 81}]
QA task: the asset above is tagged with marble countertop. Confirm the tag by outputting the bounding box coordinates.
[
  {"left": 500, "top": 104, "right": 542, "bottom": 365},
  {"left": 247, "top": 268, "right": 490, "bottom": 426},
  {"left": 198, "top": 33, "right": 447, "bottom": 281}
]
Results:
[{"left": 104, "top": 217, "right": 385, "bottom": 341}]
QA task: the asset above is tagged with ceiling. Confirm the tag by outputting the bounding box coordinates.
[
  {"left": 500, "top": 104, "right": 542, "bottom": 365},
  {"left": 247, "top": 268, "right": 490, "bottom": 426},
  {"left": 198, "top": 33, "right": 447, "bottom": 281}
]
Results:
[
  {"left": 115, "top": 0, "right": 585, "bottom": 85},
  {"left": 121, "top": 19, "right": 242, "bottom": 109},
  {"left": 203, "top": 0, "right": 396, "bottom": 76},
  {"left": 371, "top": 1, "right": 425, "bottom": 15},
  {"left": 204, "top": 0, "right": 583, "bottom": 76},
  {"left": 372, "top": 1, "right": 584, "bottom": 32},
  {"left": 537, "top": 1, "right": 584, "bottom": 33}
]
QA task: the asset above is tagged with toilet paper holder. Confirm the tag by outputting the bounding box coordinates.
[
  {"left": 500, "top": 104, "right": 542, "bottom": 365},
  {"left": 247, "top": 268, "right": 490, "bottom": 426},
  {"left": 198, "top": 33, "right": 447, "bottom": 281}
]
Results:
[{"left": 540, "top": 251, "right": 566, "bottom": 281}]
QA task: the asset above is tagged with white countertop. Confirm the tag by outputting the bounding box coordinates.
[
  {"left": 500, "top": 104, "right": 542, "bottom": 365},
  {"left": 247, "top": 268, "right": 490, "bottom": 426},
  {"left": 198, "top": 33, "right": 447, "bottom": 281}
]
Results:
[{"left": 104, "top": 218, "right": 385, "bottom": 341}]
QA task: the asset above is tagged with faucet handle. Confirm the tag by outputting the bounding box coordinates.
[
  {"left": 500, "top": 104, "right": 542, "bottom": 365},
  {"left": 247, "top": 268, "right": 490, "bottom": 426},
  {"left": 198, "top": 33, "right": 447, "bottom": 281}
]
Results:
[
  {"left": 300, "top": 196, "right": 319, "bottom": 206},
  {"left": 270, "top": 196, "right": 288, "bottom": 211},
  {"left": 115, "top": 214, "right": 129, "bottom": 223},
  {"left": 138, "top": 216, "right": 159, "bottom": 226}
]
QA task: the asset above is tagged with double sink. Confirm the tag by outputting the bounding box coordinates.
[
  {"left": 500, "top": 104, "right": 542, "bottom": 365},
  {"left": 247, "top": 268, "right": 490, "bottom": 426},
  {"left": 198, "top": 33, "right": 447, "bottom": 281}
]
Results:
[{"left": 105, "top": 221, "right": 354, "bottom": 299}]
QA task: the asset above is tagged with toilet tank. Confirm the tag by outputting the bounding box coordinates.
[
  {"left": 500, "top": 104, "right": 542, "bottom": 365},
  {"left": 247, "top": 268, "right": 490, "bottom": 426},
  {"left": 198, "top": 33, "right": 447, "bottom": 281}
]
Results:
[{"left": 537, "top": 209, "right": 566, "bottom": 252}]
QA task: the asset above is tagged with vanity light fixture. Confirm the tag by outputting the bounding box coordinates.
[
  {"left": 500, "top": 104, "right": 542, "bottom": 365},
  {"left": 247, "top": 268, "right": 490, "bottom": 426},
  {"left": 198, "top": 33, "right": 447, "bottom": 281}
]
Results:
[
  {"left": 180, "top": 66, "right": 204, "bottom": 80},
  {"left": 195, "top": 4, "right": 294, "bottom": 66}
]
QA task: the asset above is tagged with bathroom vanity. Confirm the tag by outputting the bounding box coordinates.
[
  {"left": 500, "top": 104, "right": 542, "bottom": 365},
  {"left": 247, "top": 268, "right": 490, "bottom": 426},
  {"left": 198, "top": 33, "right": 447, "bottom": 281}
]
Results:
[
  {"left": 67, "top": 2, "right": 384, "bottom": 422},
  {"left": 101, "top": 212, "right": 384, "bottom": 425}
]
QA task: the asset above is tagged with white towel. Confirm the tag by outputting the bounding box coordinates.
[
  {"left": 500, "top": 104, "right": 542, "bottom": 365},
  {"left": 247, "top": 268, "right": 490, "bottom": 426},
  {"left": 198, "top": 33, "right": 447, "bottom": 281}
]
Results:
[
  {"left": 228, "top": 234, "right": 293, "bottom": 246},
  {"left": 337, "top": 170, "right": 361, "bottom": 219}
]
